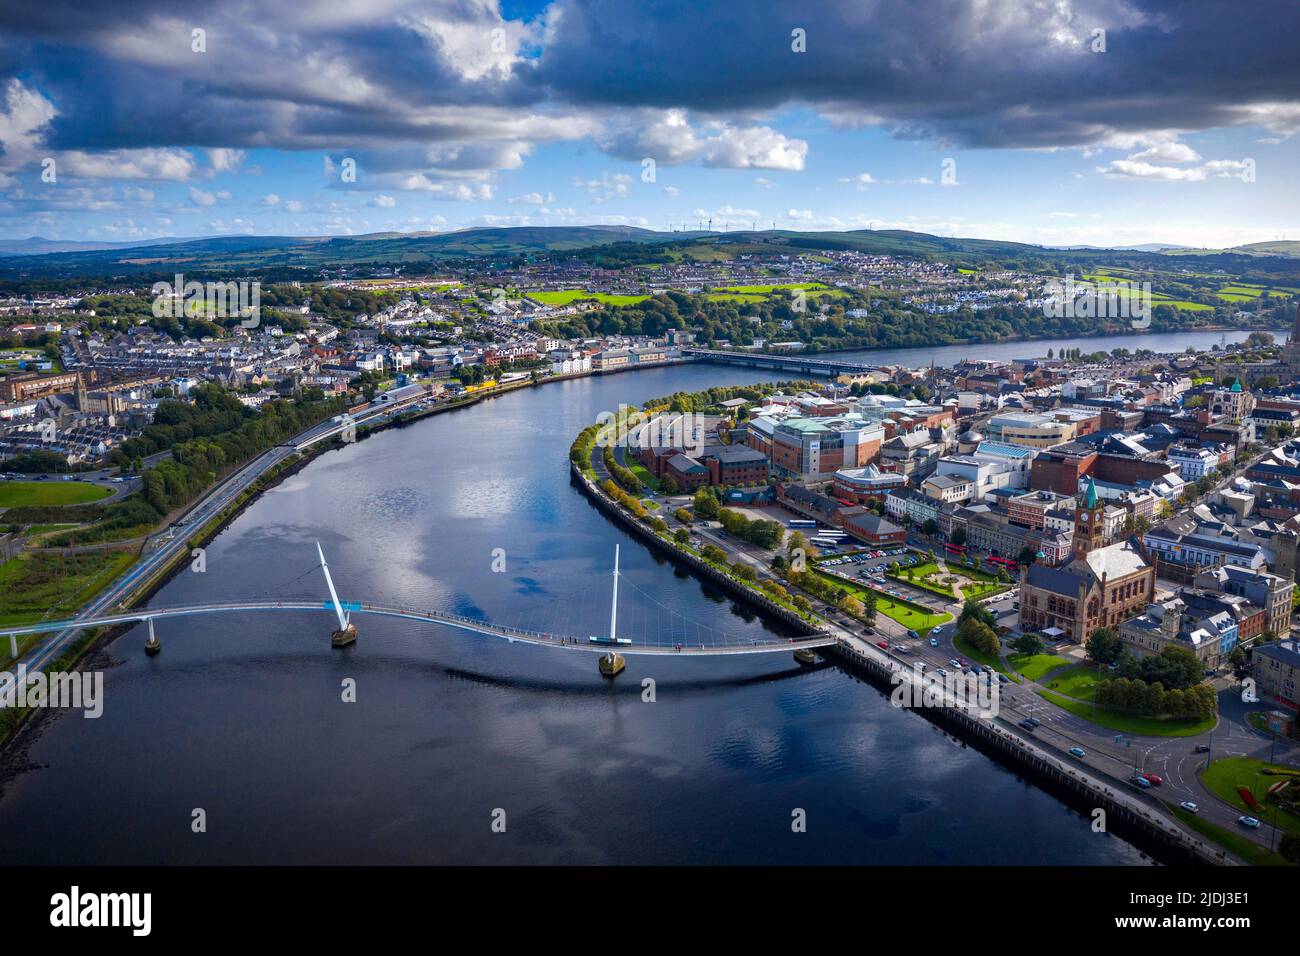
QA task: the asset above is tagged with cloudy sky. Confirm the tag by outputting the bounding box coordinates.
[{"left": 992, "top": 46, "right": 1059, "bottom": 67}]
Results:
[{"left": 0, "top": 0, "right": 1296, "bottom": 248}]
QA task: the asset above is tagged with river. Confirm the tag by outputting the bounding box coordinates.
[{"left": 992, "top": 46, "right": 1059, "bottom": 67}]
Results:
[{"left": 2, "top": 328, "right": 1262, "bottom": 864}]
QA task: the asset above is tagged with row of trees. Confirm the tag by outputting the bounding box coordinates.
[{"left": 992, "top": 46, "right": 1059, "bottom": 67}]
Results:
[{"left": 1095, "top": 678, "right": 1217, "bottom": 720}]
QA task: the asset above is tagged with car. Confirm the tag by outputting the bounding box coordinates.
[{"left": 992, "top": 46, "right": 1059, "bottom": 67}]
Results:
[
  {"left": 996, "top": 673, "right": 1009, "bottom": 683},
  {"left": 1194, "top": 744, "right": 1211, "bottom": 753},
  {"left": 1141, "top": 773, "right": 1163, "bottom": 786},
  {"left": 1069, "top": 747, "right": 1086, "bottom": 758},
  {"left": 908, "top": 630, "right": 920, "bottom": 639},
  {"left": 1131, "top": 776, "right": 1151, "bottom": 789},
  {"left": 931, "top": 626, "right": 943, "bottom": 634},
  {"left": 1018, "top": 719, "right": 1036, "bottom": 731},
  {"left": 949, "top": 659, "right": 961, "bottom": 668},
  {"left": 935, "top": 667, "right": 948, "bottom": 677},
  {"left": 956, "top": 659, "right": 969, "bottom": 668},
  {"left": 893, "top": 644, "right": 908, "bottom": 653},
  {"left": 1025, "top": 716, "right": 1041, "bottom": 727},
  {"left": 1237, "top": 815, "right": 1261, "bottom": 829},
  {"left": 1179, "top": 802, "right": 1199, "bottom": 814},
  {"left": 929, "top": 637, "right": 939, "bottom": 647},
  {"left": 875, "top": 640, "right": 890, "bottom": 651}
]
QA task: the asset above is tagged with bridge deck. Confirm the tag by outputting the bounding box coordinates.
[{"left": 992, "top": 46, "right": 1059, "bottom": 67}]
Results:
[{"left": 0, "top": 600, "right": 837, "bottom": 657}]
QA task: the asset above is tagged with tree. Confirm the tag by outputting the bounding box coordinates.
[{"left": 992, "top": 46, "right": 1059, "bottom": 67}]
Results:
[
  {"left": 674, "top": 507, "right": 692, "bottom": 524},
  {"left": 960, "top": 598, "right": 994, "bottom": 628},
  {"left": 923, "top": 518, "right": 938, "bottom": 536},
  {"left": 659, "top": 474, "right": 679, "bottom": 495},
  {"left": 956, "top": 615, "right": 1000, "bottom": 656},
  {"left": 860, "top": 588, "right": 877, "bottom": 623},
  {"left": 951, "top": 526, "right": 967, "bottom": 546},
  {"left": 1017, "top": 546, "right": 1037, "bottom": 567},
  {"left": 1012, "top": 632, "right": 1044, "bottom": 656},
  {"left": 693, "top": 487, "right": 720, "bottom": 520},
  {"left": 1085, "top": 627, "right": 1124, "bottom": 667},
  {"left": 674, "top": 528, "right": 690, "bottom": 545}
]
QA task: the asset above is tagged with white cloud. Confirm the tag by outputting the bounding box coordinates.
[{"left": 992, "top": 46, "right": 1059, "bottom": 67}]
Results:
[
  {"left": 261, "top": 193, "right": 281, "bottom": 206},
  {"left": 208, "top": 148, "right": 247, "bottom": 173},
  {"left": 0, "top": 79, "right": 55, "bottom": 176},
  {"left": 370, "top": 194, "right": 397, "bottom": 207},
  {"left": 662, "top": 185, "right": 680, "bottom": 197},
  {"left": 1129, "top": 142, "right": 1202, "bottom": 163},
  {"left": 787, "top": 208, "right": 814, "bottom": 220},
  {"left": 1097, "top": 159, "right": 1207, "bottom": 181},
  {"left": 838, "top": 172, "right": 877, "bottom": 189},
  {"left": 572, "top": 171, "right": 633, "bottom": 201},
  {"left": 61, "top": 148, "right": 199, "bottom": 181},
  {"left": 189, "top": 186, "right": 218, "bottom": 206}
]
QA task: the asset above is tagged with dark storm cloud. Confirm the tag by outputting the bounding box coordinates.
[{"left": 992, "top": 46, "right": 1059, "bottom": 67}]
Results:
[{"left": 536, "top": 0, "right": 1300, "bottom": 147}]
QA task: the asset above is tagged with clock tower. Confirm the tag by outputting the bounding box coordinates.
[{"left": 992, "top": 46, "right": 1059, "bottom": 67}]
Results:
[{"left": 1073, "top": 477, "right": 1105, "bottom": 559}]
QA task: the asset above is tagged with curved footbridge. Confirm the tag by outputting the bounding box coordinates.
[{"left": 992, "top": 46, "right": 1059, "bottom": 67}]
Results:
[{"left": 0, "top": 599, "right": 836, "bottom": 658}]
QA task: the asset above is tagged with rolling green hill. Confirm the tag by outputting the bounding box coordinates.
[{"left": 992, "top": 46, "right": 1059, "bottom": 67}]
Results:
[{"left": 1, "top": 225, "right": 1298, "bottom": 281}]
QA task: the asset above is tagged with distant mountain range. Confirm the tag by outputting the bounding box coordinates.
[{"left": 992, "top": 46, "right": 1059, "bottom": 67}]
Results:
[
  {"left": 0, "top": 225, "right": 1297, "bottom": 279},
  {"left": 1048, "top": 242, "right": 1194, "bottom": 252}
]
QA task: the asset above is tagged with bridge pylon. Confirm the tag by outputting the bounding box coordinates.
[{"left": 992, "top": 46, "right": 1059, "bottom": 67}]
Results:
[
  {"left": 144, "top": 616, "right": 161, "bottom": 656},
  {"left": 596, "top": 544, "right": 626, "bottom": 677},
  {"left": 317, "top": 543, "right": 357, "bottom": 647}
]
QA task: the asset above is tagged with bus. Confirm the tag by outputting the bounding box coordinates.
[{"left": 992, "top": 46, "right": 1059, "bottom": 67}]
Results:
[
  {"left": 987, "top": 556, "right": 1018, "bottom": 571},
  {"left": 788, "top": 519, "right": 817, "bottom": 529},
  {"left": 943, "top": 542, "right": 967, "bottom": 556},
  {"left": 810, "top": 537, "right": 841, "bottom": 549}
]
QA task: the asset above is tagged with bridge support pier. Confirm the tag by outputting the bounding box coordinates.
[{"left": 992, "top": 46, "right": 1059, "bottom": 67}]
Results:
[
  {"left": 144, "top": 617, "right": 161, "bottom": 656},
  {"left": 331, "top": 624, "right": 358, "bottom": 648},
  {"left": 598, "top": 652, "right": 625, "bottom": 677}
]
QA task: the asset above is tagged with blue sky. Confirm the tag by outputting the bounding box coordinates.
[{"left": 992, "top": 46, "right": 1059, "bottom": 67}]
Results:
[{"left": 0, "top": 0, "right": 1296, "bottom": 249}]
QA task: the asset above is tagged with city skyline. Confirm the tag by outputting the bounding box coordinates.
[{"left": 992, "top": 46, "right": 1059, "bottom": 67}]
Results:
[{"left": 0, "top": 0, "right": 1297, "bottom": 248}]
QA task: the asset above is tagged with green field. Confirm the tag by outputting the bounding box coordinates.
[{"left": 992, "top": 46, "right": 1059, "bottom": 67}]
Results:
[
  {"left": 0, "top": 481, "right": 113, "bottom": 508},
  {"left": 527, "top": 289, "right": 649, "bottom": 306},
  {"left": 1042, "top": 662, "right": 1103, "bottom": 700},
  {"left": 0, "top": 549, "right": 137, "bottom": 635},
  {"left": 1007, "top": 652, "right": 1070, "bottom": 682},
  {"left": 1200, "top": 757, "right": 1300, "bottom": 836},
  {"left": 1038, "top": 689, "right": 1216, "bottom": 737}
]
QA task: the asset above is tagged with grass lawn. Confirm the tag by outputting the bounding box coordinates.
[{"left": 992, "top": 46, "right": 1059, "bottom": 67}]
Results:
[
  {"left": 1042, "top": 662, "right": 1102, "bottom": 701},
  {"left": 1038, "top": 689, "right": 1217, "bottom": 737},
  {"left": 527, "top": 289, "right": 648, "bottom": 306},
  {"left": 1169, "top": 805, "right": 1292, "bottom": 866},
  {"left": 1200, "top": 757, "right": 1300, "bottom": 836},
  {"left": 0, "top": 481, "right": 112, "bottom": 508},
  {"left": 0, "top": 549, "right": 137, "bottom": 634},
  {"left": 627, "top": 462, "right": 659, "bottom": 491},
  {"left": 1008, "top": 652, "right": 1070, "bottom": 682}
]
